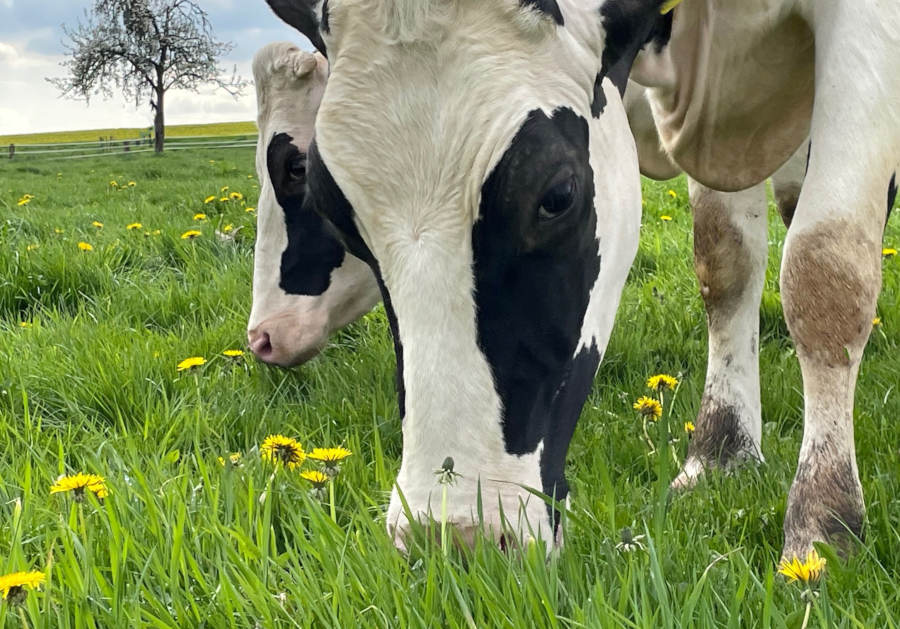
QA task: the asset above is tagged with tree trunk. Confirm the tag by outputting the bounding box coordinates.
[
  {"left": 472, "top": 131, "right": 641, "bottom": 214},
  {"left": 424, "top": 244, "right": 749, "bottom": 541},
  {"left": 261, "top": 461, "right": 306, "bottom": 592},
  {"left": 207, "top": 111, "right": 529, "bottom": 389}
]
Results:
[{"left": 154, "top": 87, "right": 165, "bottom": 153}]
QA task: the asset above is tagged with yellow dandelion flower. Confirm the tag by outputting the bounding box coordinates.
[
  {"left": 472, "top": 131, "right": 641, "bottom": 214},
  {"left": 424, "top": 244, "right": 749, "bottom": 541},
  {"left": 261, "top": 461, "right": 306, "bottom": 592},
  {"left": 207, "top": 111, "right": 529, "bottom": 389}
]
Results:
[
  {"left": 77, "top": 242, "right": 94, "bottom": 252},
  {"left": 54, "top": 228, "right": 64, "bottom": 234},
  {"left": 193, "top": 213, "right": 207, "bottom": 221},
  {"left": 22, "top": 194, "right": 34, "bottom": 200},
  {"left": 873, "top": 317, "right": 882, "bottom": 326},
  {"left": 203, "top": 195, "right": 217, "bottom": 204},
  {"left": 660, "top": 215, "right": 673, "bottom": 222},
  {"left": 127, "top": 181, "right": 136, "bottom": 187},
  {"left": 0, "top": 570, "right": 45, "bottom": 604},
  {"left": 223, "top": 349, "right": 244, "bottom": 358},
  {"left": 223, "top": 224, "right": 234, "bottom": 233},
  {"left": 261, "top": 435, "right": 306, "bottom": 470},
  {"left": 667, "top": 189, "right": 677, "bottom": 199},
  {"left": 50, "top": 473, "right": 109, "bottom": 500},
  {"left": 92, "top": 221, "right": 104, "bottom": 228},
  {"left": 26, "top": 244, "right": 39, "bottom": 252},
  {"left": 218, "top": 452, "right": 243, "bottom": 466},
  {"left": 647, "top": 374, "right": 678, "bottom": 392},
  {"left": 247, "top": 174, "right": 254, "bottom": 179},
  {"left": 229, "top": 191, "right": 244, "bottom": 201},
  {"left": 109, "top": 180, "right": 118, "bottom": 187},
  {"left": 684, "top": 421, "right": 695, "bottom": 433},
  {"left": 778, "top": 549, "right": 826, "bottom": 584},
  {"left": 245, "top": 207, "right": 256, "bottom": 213},
  {"left": 176, "top": 356, "right": 206, "bottom": 372},
  {"left": 17, "top": 197, "right": 31, "bottom": 206},
  {"left": 883, "top": 247, "right": 897, "bottom": 257},
  {"left": 19, "top": 322, "right": 32, "bottom": 328},
  {"left": 126, "top": 222, "right": 143, "bottom": 230},
  {"left": 219, "top": 197, "right": 229, "bottom": 202},
  {"left": 181, "top": 230, "right": 202, "bottom": 240},
  {"left": 307, "top": 447, "right": 353, "bottom": 466},
  {"left": 300, "top": 470, "right": 330, "bottom": 488},
  {"left": 633, "top": 396, "right": 662, "bottom": 420},
  {"left": 220, "top": 185, "right": 229, "bottom": 193}
]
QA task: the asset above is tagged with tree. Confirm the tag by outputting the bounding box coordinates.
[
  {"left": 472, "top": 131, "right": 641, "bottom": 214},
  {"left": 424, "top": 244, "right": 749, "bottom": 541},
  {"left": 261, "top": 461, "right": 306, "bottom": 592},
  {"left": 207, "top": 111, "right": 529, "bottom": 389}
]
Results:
[{"left": 49, "top": 0, "right": 247, "bottom": 152}]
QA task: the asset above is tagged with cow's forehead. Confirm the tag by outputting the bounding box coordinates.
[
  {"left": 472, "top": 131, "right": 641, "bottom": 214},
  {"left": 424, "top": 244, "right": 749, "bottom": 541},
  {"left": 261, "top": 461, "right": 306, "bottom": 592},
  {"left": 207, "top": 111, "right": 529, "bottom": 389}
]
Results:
[{"left": 315, "top": 0, "right": 601, "bottom": 232}]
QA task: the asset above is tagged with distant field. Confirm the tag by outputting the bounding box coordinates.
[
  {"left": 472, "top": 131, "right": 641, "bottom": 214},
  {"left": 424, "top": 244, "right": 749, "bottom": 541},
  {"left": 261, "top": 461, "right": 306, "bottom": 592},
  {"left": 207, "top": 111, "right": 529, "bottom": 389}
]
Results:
[{"left": 0, "top": 121, "right": 257, "bottom": 146}]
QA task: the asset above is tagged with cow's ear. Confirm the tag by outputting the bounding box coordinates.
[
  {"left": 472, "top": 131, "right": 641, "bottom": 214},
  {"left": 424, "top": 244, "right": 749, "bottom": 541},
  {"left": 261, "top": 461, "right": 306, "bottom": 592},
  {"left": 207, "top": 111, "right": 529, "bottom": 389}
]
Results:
[
  {"left": 597, "top": 0, "right": 676, "bottom": 95},
  {"left": 266, "top": 0, "right": 328, "bottom": 56}
]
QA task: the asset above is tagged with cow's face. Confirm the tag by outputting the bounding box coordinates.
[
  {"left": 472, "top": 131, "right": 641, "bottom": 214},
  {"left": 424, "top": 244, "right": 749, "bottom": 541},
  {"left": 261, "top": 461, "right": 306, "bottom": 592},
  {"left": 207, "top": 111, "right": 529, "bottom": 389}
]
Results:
[
  {"left": 248, "top": 42, "right": 381, "bottom": 366},
  {"left": 267, "top": 0, "right": 666, "bottom": 548}
]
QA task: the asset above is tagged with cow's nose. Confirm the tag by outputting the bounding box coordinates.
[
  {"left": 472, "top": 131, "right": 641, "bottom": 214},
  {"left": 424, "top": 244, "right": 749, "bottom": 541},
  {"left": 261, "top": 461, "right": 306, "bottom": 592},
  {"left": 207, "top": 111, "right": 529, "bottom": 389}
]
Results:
[{"left": 248, "top": 329, "right": 274, "bottom": 361}]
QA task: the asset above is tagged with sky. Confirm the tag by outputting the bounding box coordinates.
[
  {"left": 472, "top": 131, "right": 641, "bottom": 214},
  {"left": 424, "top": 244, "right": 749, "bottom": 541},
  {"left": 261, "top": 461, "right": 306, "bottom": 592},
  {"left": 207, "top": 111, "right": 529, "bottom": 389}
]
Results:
[{"left": 0, "top": 0, "right": 313, "bottom": 135}]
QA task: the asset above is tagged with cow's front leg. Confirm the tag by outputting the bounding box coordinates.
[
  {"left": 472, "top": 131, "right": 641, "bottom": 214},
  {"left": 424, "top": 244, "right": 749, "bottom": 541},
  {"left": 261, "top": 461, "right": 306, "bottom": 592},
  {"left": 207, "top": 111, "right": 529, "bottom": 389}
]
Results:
[{"left": 673, "top": 179, "right": 769, "bottom": 488}]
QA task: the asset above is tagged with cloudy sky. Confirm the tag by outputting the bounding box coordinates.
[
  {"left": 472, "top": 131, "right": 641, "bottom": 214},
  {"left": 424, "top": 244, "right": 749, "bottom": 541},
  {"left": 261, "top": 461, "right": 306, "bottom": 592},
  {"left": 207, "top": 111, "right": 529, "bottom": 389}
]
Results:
[{"left": 0, "top": 0, "right": 311, "bottom": 135}]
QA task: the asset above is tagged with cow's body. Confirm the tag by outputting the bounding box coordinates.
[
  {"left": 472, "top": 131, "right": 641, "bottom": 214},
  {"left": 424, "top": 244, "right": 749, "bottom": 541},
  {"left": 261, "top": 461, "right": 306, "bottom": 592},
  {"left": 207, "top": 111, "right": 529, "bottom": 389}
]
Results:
[{"left": 262, "top": 0, "right": 899, "bottom": 560}]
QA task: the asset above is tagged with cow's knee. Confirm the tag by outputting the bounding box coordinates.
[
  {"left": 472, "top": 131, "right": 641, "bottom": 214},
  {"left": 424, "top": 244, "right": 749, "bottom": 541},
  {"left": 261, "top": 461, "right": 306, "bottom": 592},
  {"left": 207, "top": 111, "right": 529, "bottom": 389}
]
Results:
[{"left": 674, "top": 181, "right": 767, "bottom": 488}]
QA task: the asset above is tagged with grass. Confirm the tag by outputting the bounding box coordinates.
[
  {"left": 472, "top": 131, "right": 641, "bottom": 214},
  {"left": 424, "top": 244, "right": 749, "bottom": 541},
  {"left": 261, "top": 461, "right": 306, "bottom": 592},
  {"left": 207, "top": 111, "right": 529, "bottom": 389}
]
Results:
[
  {"left": 0, "top": 147, "right": 898, "bottom": 627},
  {"left": 0, "top": 122, "right": 257, "bottom": 146}
]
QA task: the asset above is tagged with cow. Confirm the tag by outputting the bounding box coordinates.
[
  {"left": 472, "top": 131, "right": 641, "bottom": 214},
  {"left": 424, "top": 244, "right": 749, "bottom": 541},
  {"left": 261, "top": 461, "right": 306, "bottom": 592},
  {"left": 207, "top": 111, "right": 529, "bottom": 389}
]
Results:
[
  {"left": 248, "top": 41, "right": 380, "bottom": 366},
  {"left": 262, "top": 0, "right": 898, "bottom": 561}
]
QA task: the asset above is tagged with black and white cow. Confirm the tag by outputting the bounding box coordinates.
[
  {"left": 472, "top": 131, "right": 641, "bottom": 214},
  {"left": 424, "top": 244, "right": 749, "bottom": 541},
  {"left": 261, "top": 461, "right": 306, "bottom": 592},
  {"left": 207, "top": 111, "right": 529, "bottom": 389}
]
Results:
[
  {"left": 248, "top": 42, "right": 380, "bottom": 366},
  {"left": 262, "top": 0, "right": 898, "bottom": 560}
]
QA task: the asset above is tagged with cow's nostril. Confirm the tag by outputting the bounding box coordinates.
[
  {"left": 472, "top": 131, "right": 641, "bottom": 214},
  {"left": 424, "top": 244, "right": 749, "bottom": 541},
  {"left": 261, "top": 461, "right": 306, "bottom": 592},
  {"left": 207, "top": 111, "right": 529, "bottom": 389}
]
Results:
[{"left": 249, "top": 331, "right": 273, "bottom": 359}]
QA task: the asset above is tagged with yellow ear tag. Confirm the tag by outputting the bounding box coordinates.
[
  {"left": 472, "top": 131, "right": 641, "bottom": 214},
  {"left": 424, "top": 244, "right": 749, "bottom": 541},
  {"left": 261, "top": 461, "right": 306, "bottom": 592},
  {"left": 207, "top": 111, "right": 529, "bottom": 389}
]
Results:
[{"left": 660, "top": 0, "right": 683, "bottom": 14}]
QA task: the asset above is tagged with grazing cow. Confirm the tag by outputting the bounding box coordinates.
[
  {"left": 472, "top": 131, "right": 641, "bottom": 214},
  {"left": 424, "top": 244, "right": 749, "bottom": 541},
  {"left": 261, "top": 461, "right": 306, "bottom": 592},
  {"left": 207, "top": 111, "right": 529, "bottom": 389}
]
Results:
[
  {"left": 247, "top": 42, "right": 380, "bottom": 366},
  {"left": 262, "top": 0, "right": 895, "bottom": 560},
  {"left": 248, "top": 57, "right": 808, "bottom": 376}
]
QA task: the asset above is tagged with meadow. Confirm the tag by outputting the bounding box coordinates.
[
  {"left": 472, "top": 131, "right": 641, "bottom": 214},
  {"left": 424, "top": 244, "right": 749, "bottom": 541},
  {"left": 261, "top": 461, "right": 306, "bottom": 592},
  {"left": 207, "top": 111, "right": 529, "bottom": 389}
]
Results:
[{"left": 0, "top": 143, "right": 898, "bottom": 628}]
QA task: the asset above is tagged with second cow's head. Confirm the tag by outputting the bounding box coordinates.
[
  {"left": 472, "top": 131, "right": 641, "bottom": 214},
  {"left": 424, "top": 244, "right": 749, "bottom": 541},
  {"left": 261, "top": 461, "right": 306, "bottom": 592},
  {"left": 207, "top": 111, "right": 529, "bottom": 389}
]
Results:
[{"left": 266, "top": 0, "right": 670, "bottom": 550}]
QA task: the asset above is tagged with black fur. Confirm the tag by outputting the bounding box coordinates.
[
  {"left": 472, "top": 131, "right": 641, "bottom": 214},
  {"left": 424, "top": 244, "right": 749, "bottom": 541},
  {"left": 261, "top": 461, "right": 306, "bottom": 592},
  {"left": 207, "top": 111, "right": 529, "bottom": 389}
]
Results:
[
  {"left": 266, "top": 0, "right": 327, "bottom": 55},
  {"left": 266, "top": 133, "right": 345, "bottom": 296},
  {"left": 591, "top": 73, "right": 607, "bottom": 118},
  {"left": 888, "top": 173, "right": 897, "bottom": 223},
  {"left": 599, "top": 1, "right": 672, "bottom": 96},
  {"left": 519, "top": 0, "right": 564, "bottom": 25}
]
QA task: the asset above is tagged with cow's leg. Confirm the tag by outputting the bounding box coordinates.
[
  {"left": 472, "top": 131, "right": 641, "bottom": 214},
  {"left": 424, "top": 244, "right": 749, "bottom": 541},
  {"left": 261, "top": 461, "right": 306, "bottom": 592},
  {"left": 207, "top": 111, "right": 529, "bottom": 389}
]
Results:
[
  {"left": 673, "top": 179, "right": 769, "bottom": 488},
  {"left": 771, "top": 141, "right": 809, "bottom": 229},
  {"left": 780, "top": 4, "right": 900, "bottom": 559}
]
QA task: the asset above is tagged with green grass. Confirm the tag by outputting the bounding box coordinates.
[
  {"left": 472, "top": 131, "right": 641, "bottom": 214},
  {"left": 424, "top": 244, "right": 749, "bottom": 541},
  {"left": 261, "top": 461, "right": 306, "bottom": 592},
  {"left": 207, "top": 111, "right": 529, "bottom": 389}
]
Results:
[
  {"left": 0, "top": 148, "right": 898, "bottom": 627},
  {"left": 0, "top": 122, "right": 257, "bottom": 146}
]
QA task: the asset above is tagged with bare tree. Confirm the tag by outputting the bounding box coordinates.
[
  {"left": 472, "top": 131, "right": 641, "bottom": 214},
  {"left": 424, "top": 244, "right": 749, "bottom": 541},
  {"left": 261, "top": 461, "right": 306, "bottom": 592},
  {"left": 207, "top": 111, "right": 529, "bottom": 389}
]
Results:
[{"left": 49, "top": 0, "right": 247, "bottom": 152}]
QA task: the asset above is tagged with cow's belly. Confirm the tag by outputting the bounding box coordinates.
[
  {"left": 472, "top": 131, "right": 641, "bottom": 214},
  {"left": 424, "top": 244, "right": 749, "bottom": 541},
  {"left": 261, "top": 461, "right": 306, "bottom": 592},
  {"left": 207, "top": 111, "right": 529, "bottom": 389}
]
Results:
[{"left": 634, "top": 0, "right": 814, "bottom": 192}]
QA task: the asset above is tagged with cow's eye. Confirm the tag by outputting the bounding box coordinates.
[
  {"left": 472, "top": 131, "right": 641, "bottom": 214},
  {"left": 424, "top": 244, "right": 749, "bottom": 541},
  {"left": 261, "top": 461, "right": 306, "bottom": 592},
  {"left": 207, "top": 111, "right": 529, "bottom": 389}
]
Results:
[
  {"left": 538, "top": 175, "right": 576, "bottom": 221},
  {"left": 288, "top": 154, "right": 307, "bottom": 180}
]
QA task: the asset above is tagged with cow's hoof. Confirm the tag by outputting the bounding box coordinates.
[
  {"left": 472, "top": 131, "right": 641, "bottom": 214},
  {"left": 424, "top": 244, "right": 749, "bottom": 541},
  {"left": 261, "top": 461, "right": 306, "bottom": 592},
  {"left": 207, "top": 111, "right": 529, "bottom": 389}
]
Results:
[{"left": 671, "top": 456, "right": 705, "bottom": 490}]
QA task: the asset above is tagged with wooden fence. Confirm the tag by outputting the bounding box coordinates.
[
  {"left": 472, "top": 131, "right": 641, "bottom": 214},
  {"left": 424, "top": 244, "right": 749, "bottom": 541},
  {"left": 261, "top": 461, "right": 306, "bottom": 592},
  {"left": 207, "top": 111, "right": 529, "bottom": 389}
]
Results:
[{"left": 7, "top": 133, "right": 257, "bottom": 160}]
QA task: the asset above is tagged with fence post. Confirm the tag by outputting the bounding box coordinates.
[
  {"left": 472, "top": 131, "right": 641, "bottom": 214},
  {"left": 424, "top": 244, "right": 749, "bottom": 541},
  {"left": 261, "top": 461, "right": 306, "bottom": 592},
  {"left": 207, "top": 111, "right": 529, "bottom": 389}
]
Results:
[{"left": 8, "top": 144, "right": 14, "bottom": 159}]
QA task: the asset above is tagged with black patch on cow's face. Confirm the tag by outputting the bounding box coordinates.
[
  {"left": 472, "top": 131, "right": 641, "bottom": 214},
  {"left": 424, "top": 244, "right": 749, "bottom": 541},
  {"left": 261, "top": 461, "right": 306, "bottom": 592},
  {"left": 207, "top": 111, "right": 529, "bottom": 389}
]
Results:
[
  {"left": 473, "top": 107, "right": 601, "bottom": 465},
  {"left": 265, "top": 0, "right": 327, "bottom": 55},
  {"left": 305, "top": 139, "right": 406, "bottom": 417},
  {"left": 887, "top": 173, "right": 897, "bottom": 223},
  {"left": 540, "top": 341, "right": 600, "bottom": 530},
  {"left": 599, "top": 0, "right": 671, "bottom": 95},
  {"left": 591, "top": 74, "right": 607, "bottom": 118},
  {"left": 266, "top": 132, "right": 345, "bottom": 296},
  {"left": 520, "top": 0, "right": 564, "bottom": 25}
]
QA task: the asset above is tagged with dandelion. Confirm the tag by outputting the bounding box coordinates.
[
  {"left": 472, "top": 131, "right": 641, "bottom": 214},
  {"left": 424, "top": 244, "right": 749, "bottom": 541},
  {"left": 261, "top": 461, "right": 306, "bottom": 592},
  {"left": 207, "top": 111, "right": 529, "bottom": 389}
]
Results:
[
  {"left": 308, "top": 447, "right": 352, "bottom": 468},
  {"left": 92, "top": 221, "right": 104, "bottom": 228},
  {"left": 181, "top": 229, "right": 202, "bottom": 240},
  {"left": 245, "top": 207, "right": 255, "bottom": 213},
  {"left": 778, "top": 549, "right": 826, "bottom": 584},
  {"left": 126, "top": 222, "right": 143, "bottom": 230},
  {"left": 219, "top": 197, "right": 229, "bottom": 202},
  {"left": 435, "top": 457, "right": 460, "bottom": 554},
  {"left": 109, "top": 180, "right": 118, "bottom": 188},
  {"left": 300, "top": 470, "right": 329, "bottom": 489},
  {"left": 660, "top": 215, "right": 673, "bottom": 221},
  {"left": 193, "top": 213, "right": 207, "bottom": 221},
  {"left": 217, "top": 452, "right": 242, "bottom": 467},
  {"left": 26, "top": 244, "right": 39, "bottom": 252},
  {"left": 220, "top": 186, "right": 229, "bottom": 193},
  {"left": 873, "top": 317, "right": 882, "bottom": 326},
  {"left": 19, "top": 322, "right": 32, "bottom": 329},
  {"left": 0, "top": 571, "right": 45, "bottom": 605},
  {"left": 176, "top": 356, "right": 206, "bottom": 372},
  {"left": 54, "top": 228, "right": 64, "bottom": 234},
  {"left": 204, "top": 195, "right": 217, "bottom": 204},
  {"left": 684, "top": 421, "right": 695, "bottom": 433},
  {"left": 261, "top": 435, "right": 306, "bottom": 470},
  {"left": 77, "top": 242, "right": 94, "bottom": 252},
  {"left": 247, "top": 174, "right": 254, "bottom": 179},
  {"left": 633, "top": 396, "right": 662, "bottom": 419},
  {"left": 17, "top": 197, "right": 30, "bottom": 206},
  {"left": 667, "top": 189, "right": 677, "bottom": 199},
  {"left": 647, "top": 374, "right": 678, "bottom": 392},
  {"left": 229, "top": 191, "right": 244, "bottom": 201},
  {"left": 223, "top": 224, "right": 234, "bottom": 233},
  {"left": 127, "top": 181, "right": 136, "bottom": 187},
  {"left": 50, "top": 473, "right": 109, "bottom": 500},
  {"left": 615, "top": 526, "right": 646, "bottom": 553},
  {"left": 883, "top": 247, "right": 897, "bottom": 257},
  {"left": 223, "top": 349, "right": 244, "bottom": 358}
]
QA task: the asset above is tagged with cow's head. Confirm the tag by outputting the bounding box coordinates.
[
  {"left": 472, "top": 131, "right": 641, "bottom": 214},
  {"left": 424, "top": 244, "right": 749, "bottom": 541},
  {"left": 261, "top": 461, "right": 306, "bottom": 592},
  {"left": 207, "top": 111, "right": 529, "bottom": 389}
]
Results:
[
  {"left": 248, "top": 42, "right": 381, "bottom": 366},
  {"left": 266, "top": 0, "right": 669, "bottom": 548}
]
